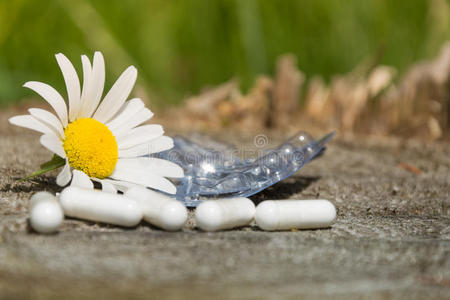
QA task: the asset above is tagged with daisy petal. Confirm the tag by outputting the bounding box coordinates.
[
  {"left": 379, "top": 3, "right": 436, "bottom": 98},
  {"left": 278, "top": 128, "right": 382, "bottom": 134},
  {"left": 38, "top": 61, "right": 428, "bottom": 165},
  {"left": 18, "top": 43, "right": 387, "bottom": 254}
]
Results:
[
  {"left": 116, "top": 158, "right": 184, "bottom": 178},
  {"left": 118, "top": 136, "right": 174, "bottom": 158},
  {"left": 23, "top": 81, "right": 68, "bottom": 127},
  {"left": 40, "top": 134, "right": 66, "bottom": 158},
  {"left": 78, "top": 55, "right": 92, "bottom": 119},
  {"left": 71, "top": 169, "right": 93, "bottom": 189},
  {"left": 100, "top": 180, "right": 117, "bottom": 193},
  {"left": 28, "top": 108, "right": 65, "bottom": 139},
  {"left": 84, "top": 52, "right": 105, "bottom": 117},
  {"left": 56, "top": 163, "right": 72, "bottom": 186},
  {"left": 110, "top": 167, "right": 177, "bottom": 194},
  {"left": 116, "top": 124, "right": 163, "bottom": 149},
  {"left": 113, "top": 108, "right": 154, "bottom": 137},
  {"left": 106, "top": 98, "right": 145, "bottom": 130},
  {"left": 100, "top": 179, "right": 138, "bottom": 193},
  {"left": 9, "top": 115, "right": 54, "bottom": 135},
  {"left": 93, "top": 66, "right": 137, "bottom": 123},
  {"left": 55, "top": 53, "right": 81, "bottom": 122}
]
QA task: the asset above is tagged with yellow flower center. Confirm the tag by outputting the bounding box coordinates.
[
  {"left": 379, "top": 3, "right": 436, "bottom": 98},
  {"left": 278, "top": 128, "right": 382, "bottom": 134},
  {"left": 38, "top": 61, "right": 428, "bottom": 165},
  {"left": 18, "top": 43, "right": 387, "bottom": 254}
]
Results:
[{"left": 63, "top": 118, "right": 118, "bottom": 179}]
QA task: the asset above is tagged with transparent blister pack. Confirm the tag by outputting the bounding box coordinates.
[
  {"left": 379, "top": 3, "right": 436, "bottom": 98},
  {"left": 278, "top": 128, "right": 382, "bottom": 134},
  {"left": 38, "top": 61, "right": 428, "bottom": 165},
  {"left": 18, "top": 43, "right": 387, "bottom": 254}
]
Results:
[{"left": 153, "top": 131, "right": 335, "bottom": 207}]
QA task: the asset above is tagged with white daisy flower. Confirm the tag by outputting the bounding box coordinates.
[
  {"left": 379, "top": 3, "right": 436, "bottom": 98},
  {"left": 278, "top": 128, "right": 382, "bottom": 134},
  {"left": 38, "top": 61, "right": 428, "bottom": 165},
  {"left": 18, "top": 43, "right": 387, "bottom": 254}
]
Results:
[{"left": 9, "top": 51, "right": 183, "bottom": 194}]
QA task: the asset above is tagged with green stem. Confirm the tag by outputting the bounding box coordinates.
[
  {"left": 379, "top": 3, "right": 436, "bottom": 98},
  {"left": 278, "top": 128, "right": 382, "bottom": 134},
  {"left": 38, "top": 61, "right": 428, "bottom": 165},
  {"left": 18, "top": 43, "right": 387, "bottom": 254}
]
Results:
[{"left": 18, "top": 154, "right": 66, "bottom": 182}]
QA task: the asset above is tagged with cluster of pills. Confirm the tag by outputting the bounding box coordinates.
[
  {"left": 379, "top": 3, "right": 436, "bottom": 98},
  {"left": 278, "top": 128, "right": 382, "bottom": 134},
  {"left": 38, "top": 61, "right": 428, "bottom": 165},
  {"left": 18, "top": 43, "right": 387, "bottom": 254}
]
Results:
[{"left": 29, "top": 188, "right": 336, "bottom": 233}]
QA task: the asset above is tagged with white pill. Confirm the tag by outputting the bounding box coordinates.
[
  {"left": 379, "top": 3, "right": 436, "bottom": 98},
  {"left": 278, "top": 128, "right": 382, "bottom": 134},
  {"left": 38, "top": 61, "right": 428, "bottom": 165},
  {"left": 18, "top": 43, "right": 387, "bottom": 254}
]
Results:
[
  {"left": 125, "top": 187, "right": 187, "bottom": 231},
  {"left": 195, "top": 197, "right": 255, "bottom": 231},
  {"left": 29, "top": 191, "right": 64, "bottom": 234},
  {"left": 59, "top": 186, "right": 143, "bottom": 227},
  {"left": 256, "top": 199, "right": 336, "bottom": 231}
]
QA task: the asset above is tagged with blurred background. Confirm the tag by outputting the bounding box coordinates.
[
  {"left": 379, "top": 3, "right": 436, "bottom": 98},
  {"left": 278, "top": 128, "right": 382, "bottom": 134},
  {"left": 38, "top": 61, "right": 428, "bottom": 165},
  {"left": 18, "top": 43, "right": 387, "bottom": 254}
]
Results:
[{"left": 1, "top": 0, "right": 449, "bottom": 138}]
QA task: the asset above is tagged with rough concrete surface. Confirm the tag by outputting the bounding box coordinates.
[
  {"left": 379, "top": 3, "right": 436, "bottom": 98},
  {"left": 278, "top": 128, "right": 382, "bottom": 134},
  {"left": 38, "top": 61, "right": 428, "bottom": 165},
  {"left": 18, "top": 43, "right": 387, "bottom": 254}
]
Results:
[{"left": 0, "top": 110, "right": 449, "bottom": 299}]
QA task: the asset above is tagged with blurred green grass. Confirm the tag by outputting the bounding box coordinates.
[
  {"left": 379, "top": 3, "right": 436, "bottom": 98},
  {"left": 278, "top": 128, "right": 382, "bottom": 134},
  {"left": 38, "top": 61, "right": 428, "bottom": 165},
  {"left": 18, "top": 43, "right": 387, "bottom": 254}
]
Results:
[{"left": 0, "top": 0, "right": 449, "bottom": 106}]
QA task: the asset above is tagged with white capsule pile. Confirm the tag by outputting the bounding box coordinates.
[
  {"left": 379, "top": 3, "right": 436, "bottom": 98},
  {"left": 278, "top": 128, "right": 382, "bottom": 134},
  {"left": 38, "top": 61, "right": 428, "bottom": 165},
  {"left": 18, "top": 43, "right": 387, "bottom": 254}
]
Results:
[
  {"left": 125, "top": 186, "right": 187, "bottom": 231},
  {"left": 255, "top": 199, "right": 336, "bottom": 231},
  {"left": 29, "top": 191, "right": 64, "bottom": 234},
  {"left": 29, "top": 188, "right": 336, "bottom": 233},
  {"left": 195, "top": 197, "right": 255, "bottom": 231}
]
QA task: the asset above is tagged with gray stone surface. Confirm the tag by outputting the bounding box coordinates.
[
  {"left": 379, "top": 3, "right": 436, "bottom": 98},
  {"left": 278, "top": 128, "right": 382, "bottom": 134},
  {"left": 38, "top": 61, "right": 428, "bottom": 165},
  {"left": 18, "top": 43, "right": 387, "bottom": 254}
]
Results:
[{"left": 0, "top": 111, "right": 449, "bottom": 299}]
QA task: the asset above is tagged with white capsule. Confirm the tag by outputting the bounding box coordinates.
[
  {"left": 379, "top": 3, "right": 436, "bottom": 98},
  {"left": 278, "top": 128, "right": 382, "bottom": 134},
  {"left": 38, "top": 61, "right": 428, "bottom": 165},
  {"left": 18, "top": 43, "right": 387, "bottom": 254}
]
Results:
[
  {"left": 59, "top": 186, "right": 143, "bottom": 227},
  {"left": 195, "top": 197, "right": 255, "bottom": 231},
  {"left": 256, "top": 199, "right": 336, "bottom": 231},
  {"left": 125, "top": 187, "right": 187, "bottom": 231},
  {"left": 29, "top": 191, "right": 64, "bottom": 234}
]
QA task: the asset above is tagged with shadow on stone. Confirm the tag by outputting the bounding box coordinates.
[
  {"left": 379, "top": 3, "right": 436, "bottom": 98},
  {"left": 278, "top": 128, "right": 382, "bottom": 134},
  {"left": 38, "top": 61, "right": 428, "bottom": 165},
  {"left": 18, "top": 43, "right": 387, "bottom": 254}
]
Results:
[
  {"left": 250, "top": 175, "right": 319, "bottom": 205},
  {"left": 1, "top": 175, "right": 60, "bottom": 193}
]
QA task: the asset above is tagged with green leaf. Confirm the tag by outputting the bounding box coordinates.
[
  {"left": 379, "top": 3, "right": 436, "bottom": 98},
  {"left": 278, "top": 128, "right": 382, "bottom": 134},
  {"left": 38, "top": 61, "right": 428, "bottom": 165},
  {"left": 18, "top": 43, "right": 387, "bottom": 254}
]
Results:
[{"left": 18, "top": 155, "right": 66, "bottom": 182}]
